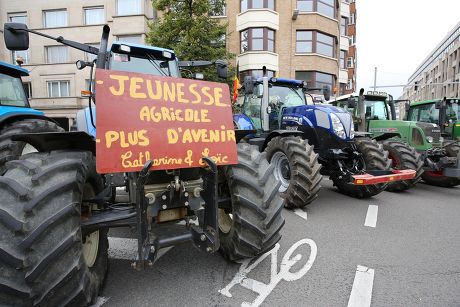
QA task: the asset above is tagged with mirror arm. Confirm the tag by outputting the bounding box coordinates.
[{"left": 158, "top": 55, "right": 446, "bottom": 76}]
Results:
[{"left": 6, "top": 26, "right": 99, "bottom": 55}]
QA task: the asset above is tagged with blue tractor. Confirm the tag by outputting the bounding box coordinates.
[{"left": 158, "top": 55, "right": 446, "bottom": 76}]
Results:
[
  {"left": 234, "top": 76, "right": 416, "bottom": 200},
  {"left": 0, "top": 61, "right": 63, "bottom": 173},
  {"left": 0, "top": 23, "right": 284, "bottom": 306}
]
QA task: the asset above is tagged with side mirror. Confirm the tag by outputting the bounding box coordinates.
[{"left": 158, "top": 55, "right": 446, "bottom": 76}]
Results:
[
  {"left": 215, "top": 60, "right": 228, "bottom": 79},
  {"left": 322, "top": 85, "right": 331, "bottom": 101},
  {"left": 404, "top": 102, "right": 410, "bottom": 112},
  {"left": 4, "top": 23, "right": 29, "bottom": 51},
  {"left": 243, "top": 76, "right": 254, "bottom": 95},
  {"left": 347, "top": 97, "right": 356, "bottom": 108}
]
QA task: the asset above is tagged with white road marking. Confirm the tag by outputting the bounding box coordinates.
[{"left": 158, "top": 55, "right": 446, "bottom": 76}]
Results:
[
  {"left": 293, "top": 209, "right": 308, "bottom": 221},
  {"left": 108, "top": 237, "right": 173, "bottom": 261},
  {"left": 347, "top": 265, "right": 375, "bottom": 307},
  {"left": 219, "top": 238, "right": 317, "bottom": 307},
  {"left": 90, "top": 296, "right": 110, "bottom": 307},
  {"left": 364, "top": 205, "right": 378, "bottom": 228}
]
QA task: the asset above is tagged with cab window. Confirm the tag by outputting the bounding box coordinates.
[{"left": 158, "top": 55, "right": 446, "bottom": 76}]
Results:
[
  {"left": 417, "top": 104, "right": 439, "bottom": 124},
  {"left": 364, "top": 99, "right": 387, "bottom": 120},
  {"left": 243, "top": 84, "right": 263, "bottom": 129}
]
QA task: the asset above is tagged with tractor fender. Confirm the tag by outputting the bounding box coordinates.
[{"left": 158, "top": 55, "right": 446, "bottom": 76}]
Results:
[
  {"left": 0, "top": 112, "right": 60, "bottom": 130},
  {"left": 261, "top": 130, "right": 303, "bottom": 152},
  {"left": 11, "top": 131, "right": 96, "bottom": 155}
]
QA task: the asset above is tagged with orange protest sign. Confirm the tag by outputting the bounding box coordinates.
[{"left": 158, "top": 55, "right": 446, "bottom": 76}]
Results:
[{"left": 95, "top": 69, "right": 238, "bottom": 173}]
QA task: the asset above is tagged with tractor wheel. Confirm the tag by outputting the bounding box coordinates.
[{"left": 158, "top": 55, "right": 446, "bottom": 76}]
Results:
[
  {"left": 218, "top": 143, "right": 285, "bottom": 262},
  {"left": 422, "top": 141, "right": 460, "bottom": 187},
  {"left": 0, "top": 119, "right": 64, "bottom": 174},
  {"left": 264, "top": 136, "right": 322, "bottom": 208},
  {"left": 331, "top": 137, "right": 391, "bottom": 198},
  {"left": 0, "top": 151, "right": 108, "bottom": 306},
  {"left": 381, "top": 140, "right": 424, "bottom": 192}
]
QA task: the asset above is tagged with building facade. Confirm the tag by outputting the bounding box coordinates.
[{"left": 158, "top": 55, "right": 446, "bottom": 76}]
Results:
[
  {"left": 213, "top": 0, "right": 357, "bottom": 97},
  {"left": 403, "top": 21, "right": 460, "bottom": 102},
  {"left": 0, "top": 0, "right": 154, "bottom": 130}
]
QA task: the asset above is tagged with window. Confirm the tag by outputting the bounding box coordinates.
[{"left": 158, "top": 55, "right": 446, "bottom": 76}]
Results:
[
  {"left": 84, "top": 7, "right": 104, "bottom": 25},
  {"left": 241, "top": 0, "right": 275, "bottom": 12},
  {"left": 340, "top": 17, "right": 348, "bottom": 36},
  {"left": 347, "top": 79, "right": 353, "bottom": 89},
  {"left": 23, "top": 82, "right": 32, "bottom": 99},
  {"left": 0, "top": 73, "right": 28, "bottom": 107},
  {"left": 364, "top": 100, "right": 388, "bottom": 120},
  {"left": 350, "top": 13, "right": 355, "bottom": 24},
  {"left": 85, "top": 43, "right": 100, "bottom": 62},
  {"left": 209, "top": 0, "right": 226, "bottom": 16},
  {"left": 117, "top": 0, "right": 141, "bottom": 15},
  {"left": 211, "top": 34, "right": 226, "bottom": 48},
  {"left": 46, "top": 46, "right": 69, "bottom": 63},
  {"left": 339, "top": 83, "right": 346, "bottom": 95},
  {"left": 12, "top": 50, "right": 29, "bottom": 65},
  {"left": 240, "top": 28, "right": 275, "bottom": 53},
  {"left": 116, "top": 35, "right": 143, "bottom": 44},
  {"left": 340, "top": 50, "right": 347, "bottom": 69},
  {"left": 296, "top": 0, "right": 335, "bottom": 18},
  {"left": 296, "top": 31, "right": 335, "bottom": 57},
  {"left": 8, "top": 12, "right": 27, "bottom": 25},
  {"left": 43, "top": 10, "right": 68, "bottom": 28},
  {"left": 347, "top": 57, "right": 353, "bottom": 68},
  {"left": 295, "top": 71, "right": 334, "bottom": 90},
  {"left": 47, "top": 81, "right": 70, "bottom": 97}
]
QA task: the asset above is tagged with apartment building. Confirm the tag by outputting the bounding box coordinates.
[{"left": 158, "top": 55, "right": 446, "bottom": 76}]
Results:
[
  {"left": 212, "top": 0, "right": 357, "bottom": 97},
  {"left": 0, "top": 0, "right": 154, "bottom": 129},
  {"left": 403, "top": 21, "right": 460, "bottom": 102}
]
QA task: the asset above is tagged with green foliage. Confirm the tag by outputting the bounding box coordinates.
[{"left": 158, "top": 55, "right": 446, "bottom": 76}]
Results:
[{"left": 148, "top": 0, "right": 233, "bottom": 83}]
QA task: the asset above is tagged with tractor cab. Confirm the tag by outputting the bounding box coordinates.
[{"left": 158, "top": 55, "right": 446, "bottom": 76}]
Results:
[
  {"left": 240, "top": 77, "right": 311, "bottom": 131},
  {"left": 408, "top": 98, "right": 460, "bottom": 141}
]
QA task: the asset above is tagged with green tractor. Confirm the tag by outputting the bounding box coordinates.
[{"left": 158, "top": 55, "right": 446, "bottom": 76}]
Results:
[
  {"left": 406, "top": 98, "right": 460, "bottom": 186},
  {"left": 332, "top": 90, "right": 424, "bottom": 192}
]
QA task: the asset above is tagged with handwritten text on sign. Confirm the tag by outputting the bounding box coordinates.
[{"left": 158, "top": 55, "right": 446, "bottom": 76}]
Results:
[{"left": 95, "top": 69, "right": 238, "bottom": 173}]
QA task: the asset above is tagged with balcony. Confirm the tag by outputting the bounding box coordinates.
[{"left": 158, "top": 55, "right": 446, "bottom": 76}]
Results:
[
  {"left": 236, "top": 9, "right": 279, "bottom": 32},
  {"left": 238, "top": 51, "right": 279, "bottom": 72}
]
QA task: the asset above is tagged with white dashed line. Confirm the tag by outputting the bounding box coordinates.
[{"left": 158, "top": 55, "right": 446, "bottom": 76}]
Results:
[
  {"left": 364, "top": 205, "right": 378, "bottom": 228},
  {"left": 90, "top": 296, "right": 110, "bottom": 307},
  {"left": 293, "top": 209, "right": 308, "bottom": 221},
  {"left": 347, "top": 265, "right": 375, "bottom": 307}
]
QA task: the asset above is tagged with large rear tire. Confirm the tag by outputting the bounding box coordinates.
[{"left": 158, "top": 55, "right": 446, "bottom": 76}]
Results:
[
  {"left": 331, "top": 137, "right": 391, "bottom": 198},
  {"left": 422, "top": 141, "right": 460, "bottom": 187},
  {"left": 265, "top": 136, "right": 322, "bottom": 208},
  {"left": 0, "top": 119, "right": 64, "bottom": 174},
  {"left": 0, "top": 151, "right": 108, "bottom": 306},
  {"left": 218, "top": 143, "right": 285, "bottom": 262},
  {"left": 381, "top": 140, "right": 424, "bottom": 192}
]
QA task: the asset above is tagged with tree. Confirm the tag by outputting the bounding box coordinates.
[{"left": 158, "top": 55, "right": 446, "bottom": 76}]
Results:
[{"left": 147, "top": 0, "right": 233, "bottom": 83}]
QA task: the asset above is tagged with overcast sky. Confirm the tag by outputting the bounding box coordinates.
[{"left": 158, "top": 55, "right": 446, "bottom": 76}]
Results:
[{"left": 356, "top": 0, "right": 460, "bottom": 99}]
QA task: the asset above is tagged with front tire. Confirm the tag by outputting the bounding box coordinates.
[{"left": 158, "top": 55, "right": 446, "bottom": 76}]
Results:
[
  {"left": 422, "top": 141, "right": 460, "bottom": 187},
  {"left": 331, "top": 137, "right": 391, "bottom": 198},
  {"left": 0, "top": 119, "right": 64, "bottom": 174},
  {"left": 381, "top": 140, "right": 424, "bottom": 192},
  {"left": 218, "top": 143, "right": 285, "bottom": 261},
  {"left": 0, "top": 151, "right": 108, "bottom": 306},
  {"left": 265, "top": 136, "right": 322, "bottom": 208}
]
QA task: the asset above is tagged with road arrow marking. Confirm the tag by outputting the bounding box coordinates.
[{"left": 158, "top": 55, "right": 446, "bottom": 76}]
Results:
[{"left": 293, "top": 209, "right": 308, "bottom": 221}]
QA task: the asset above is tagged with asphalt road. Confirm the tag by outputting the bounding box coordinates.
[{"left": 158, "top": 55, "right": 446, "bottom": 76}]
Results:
[{"left": 96, "top": 179, "right": 460, "bottom": 307}]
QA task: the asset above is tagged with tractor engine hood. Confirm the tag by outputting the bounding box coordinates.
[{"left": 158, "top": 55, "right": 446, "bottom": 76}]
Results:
[
  {"left": 281, "top": 104, "right": 354, "bottom": 140},
  {"left": 415, "top": 121, "right": 442, "bottom": 145}
]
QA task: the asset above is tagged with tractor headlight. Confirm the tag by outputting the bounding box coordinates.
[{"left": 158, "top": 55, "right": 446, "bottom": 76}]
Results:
[
  {"left": 426, "top": 136, "right": 433, "bottom": 143},
  {"left": 330, "top": 113, "right": 346, "bottom": 139}
]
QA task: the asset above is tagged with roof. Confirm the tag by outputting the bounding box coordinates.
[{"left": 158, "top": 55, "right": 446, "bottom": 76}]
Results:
[
  {"left": 111, "top": 41, "right": 175, "bottom": 58},
  {"left": 411, "top": 98, "right": 460, "bottom": 107},
  {"left": 0, "top": 60, "right": 29, "bottom": 77}
]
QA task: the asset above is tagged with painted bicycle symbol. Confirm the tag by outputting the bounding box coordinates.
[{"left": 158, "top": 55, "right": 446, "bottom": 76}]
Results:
[{"left": 219, "top": 238, "right": 318, "bottom": 307}]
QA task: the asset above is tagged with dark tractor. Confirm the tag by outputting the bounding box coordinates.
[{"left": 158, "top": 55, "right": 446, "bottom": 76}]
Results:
[
  {"left": 234, "top": 77, "right": 415, "bottom": 200},
  {"left": 331, "top": 90, "right": 424, "bottom": 192},
  {"left": 406, "top": 97, "right": 460, "bottom": 186},
  {"left": 0, "top": 61, "right": 63, "bottom": 174},
  {"left": 0, "top": 23, "right": 284, "bottom": 306}
]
